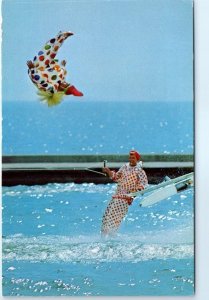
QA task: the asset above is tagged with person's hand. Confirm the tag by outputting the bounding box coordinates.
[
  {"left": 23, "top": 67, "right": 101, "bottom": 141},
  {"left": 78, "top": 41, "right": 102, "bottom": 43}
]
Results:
[
  {"left": 61, "top": 60, "right": 67, "bottom": 66},
  {"left": 102, "top": 167, "right": 112, "bottom": 177},
  {"left": 137, "top": 185, "right": 144, "bottom": 191},
  {"left": 27, "top": 60, "right": 34, "bottom": 69}
]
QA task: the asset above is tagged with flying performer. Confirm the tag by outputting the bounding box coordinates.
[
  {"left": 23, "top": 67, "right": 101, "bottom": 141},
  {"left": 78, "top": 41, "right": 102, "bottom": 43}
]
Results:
[
  {"left": 101, "top": 150, "right": 148, "bottom": 236},
  {"left": 27, "top": 31, "right": 83, "bottom": 106}
]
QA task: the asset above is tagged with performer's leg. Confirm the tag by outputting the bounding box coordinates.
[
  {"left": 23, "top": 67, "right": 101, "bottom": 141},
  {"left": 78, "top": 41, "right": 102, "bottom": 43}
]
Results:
[
  {"left": 32, "top": 31, "right": 73, "bottom": 68},
  {"left": 101, "top": 198, "right": 129, "bottom": 236}
]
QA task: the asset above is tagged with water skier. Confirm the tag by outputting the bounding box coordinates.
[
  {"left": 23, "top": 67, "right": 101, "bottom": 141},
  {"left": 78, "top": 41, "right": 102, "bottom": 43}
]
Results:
[{"left": 101, "top": 150, "right": 148, "bottom": 236}]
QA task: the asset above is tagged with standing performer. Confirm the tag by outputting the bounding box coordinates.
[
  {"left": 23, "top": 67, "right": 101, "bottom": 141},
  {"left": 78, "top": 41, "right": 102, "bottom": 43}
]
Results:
[
  {"left": 101, "top": 150, "right": 148, "bottom": 236},
  {"left": 27, "top": 31, "right": 83, "bottom": 106}
]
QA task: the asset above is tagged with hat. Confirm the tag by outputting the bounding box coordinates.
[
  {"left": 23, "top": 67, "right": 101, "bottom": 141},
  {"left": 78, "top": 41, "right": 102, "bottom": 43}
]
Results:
[{"left": 129, "top": 150, "right": 141, "bottom": 161}]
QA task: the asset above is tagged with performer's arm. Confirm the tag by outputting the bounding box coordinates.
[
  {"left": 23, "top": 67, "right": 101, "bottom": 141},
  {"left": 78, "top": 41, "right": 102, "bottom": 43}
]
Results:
[
  {"left": 136, "top": 169, "right": 148, "bottom": 190},
  {"left": 102, "top": 166, "right": 123, "bottom": 182},
  {"left": 102, "top": 167, "right": 113, "bottom": 178}
]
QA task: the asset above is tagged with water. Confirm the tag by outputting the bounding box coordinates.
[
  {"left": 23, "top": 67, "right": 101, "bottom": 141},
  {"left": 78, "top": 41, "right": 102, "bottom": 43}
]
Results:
[
  {"left": 2, "top": 100, "right": 194, "bottom": 295},
  {"left": 2, "top": 101, "right": 193, "bottom": 154},
  {"left": 2, "top": 183, "right": 194, "bottom": 296}
]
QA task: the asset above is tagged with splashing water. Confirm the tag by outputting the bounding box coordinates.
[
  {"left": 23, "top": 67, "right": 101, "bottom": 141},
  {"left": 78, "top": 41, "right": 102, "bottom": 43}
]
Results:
[{"left": 2, "top": 183, "right": 194, "bottom": 296}]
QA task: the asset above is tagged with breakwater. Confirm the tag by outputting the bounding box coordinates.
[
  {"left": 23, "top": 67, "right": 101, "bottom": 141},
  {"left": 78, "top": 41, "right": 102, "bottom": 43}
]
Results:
[{"left": 2, "top": 154, "right": 194, "bottom": 186}]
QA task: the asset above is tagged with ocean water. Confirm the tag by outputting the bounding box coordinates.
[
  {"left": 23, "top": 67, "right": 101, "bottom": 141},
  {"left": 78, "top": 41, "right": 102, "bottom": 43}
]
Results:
[
  {"left": 2, "top": 100, "right": 194, "bottom": 295},
  {"left": 2, "top": 101, "right": 193, "bottom": 154},
  {"left": 2, "top": 183, "right": 194, "bottom": 296}
]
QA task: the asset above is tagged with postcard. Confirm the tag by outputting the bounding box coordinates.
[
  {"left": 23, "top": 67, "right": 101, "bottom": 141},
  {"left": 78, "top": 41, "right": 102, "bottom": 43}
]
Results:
[{"left": 2, "top": 0, "right": 194, "bottom": 296}]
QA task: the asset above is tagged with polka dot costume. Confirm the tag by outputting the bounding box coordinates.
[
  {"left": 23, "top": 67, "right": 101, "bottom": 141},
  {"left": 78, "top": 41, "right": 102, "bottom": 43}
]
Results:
[
  {"left": 28, "top": 31, "right": 72, "bottom": 94},
  {"left": 101, "top": 163, "right": 148, "bottom": 236},
  {"left": 101, "top": 197, "right": 129, "bottom": 236}
]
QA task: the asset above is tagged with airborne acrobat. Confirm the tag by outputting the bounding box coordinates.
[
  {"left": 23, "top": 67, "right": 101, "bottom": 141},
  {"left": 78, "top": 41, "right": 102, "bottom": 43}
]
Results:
[{"left": 27, "top": 31, "right": 83, "bottom": 106}]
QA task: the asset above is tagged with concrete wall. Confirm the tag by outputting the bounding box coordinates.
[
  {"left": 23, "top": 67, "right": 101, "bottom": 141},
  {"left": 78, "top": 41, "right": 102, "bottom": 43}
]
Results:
[{"left": 2, "top": 154, "right": 194, "bottom": 186}]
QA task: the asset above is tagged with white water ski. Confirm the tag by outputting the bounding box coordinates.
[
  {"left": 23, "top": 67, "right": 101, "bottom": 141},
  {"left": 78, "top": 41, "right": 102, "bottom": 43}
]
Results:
[
  {"left": 129, "top": 172, "right": 193, "bottom": 198},
  {"left": 139, "top": 184, "right": 177, "bottom": 207},
  {"left": 127, "top": 172, "right": 193, "bottom": 207}
]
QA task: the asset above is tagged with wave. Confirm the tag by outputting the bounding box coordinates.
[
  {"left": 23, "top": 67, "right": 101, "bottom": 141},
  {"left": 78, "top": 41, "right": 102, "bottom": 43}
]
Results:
[
  {"left": 3, "top": 234, "right": 193, "bottom": 263},
  {"left": 2, "top": 182, "right": 116, "bottom": 197}
]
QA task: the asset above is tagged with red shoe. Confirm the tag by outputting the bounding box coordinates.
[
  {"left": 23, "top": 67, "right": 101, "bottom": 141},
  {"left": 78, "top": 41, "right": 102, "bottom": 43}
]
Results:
[{"left": 65, "top": 85, "right": 83, "bottom": 96}]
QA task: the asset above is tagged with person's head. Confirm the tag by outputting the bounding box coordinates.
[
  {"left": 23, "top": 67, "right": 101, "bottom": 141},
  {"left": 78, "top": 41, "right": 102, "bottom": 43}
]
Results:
[{"left": 129, "top": 150, "right": 141, "bottom": 166}]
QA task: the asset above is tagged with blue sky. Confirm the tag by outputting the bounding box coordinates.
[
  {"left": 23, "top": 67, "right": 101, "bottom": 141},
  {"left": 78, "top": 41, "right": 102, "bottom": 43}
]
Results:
[{"left": 2, "top": 0, "right": 193, "bottom": 102}]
